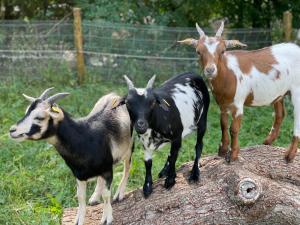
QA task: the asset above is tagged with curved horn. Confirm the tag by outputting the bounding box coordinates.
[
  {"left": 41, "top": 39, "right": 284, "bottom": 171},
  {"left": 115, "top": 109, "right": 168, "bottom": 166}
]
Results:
[
  {"left": 196, "top": 23, "right": 205, "bottom": 38},
  {"left": 46, "top": 92, "right": 70, "bottom": 104},
  {"left": 123, "top": 75, "right": 134, "bottom": 90},
  {"left": 146, "top": 75, "right": 156, "bottom": 89},
  {"left": 215, "top": 20, "right": 224, "bottom": 37},
  {"left": 22, "top": 94, "right": 36, "bottom": 102},
  {"left": 39, "top": 87, "right": 55, "bottom": 100}
]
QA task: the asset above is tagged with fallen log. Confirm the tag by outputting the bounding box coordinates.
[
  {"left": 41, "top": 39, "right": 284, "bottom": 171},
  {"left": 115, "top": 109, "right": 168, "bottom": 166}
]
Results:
[{"left": 62, "top": 145, "right": 300, "bottom": 225}]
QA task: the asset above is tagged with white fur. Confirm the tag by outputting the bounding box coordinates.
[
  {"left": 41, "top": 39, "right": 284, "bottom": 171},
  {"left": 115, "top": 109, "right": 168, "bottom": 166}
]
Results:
[
  {"left": 144, "top": 148, "right": 154, "bottom": 161},
  {"left": 136, "top": 88, "right": 147, "bottom": 96},
  {"left": 101, "top": 185, "right": 112, "bottom": 224},
  {"left": 75, "top": 180, "right": 87, "bottom": 225},
  {"left": 204, "top": 38, "right": 219, "bottom": 55},
  {"left": 113, "top": 152, "right": 132, "bottom": 201},
  {"left": 139, "top": 129, "right": 168, "bottom": 161},
  {"left": 203, "top": 38, "right": 219, "bottom": 76},
  {"left": 172, "top": 83, "right": 198, "bottom": 137},
  {"left": 88, "top": 177, "right": 104, "bottom": 205}
]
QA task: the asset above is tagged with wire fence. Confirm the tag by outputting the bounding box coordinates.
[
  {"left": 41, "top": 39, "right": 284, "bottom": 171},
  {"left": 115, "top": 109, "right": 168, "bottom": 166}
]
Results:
[{"left": 0, "top": 20, "right": 275, "bottom": 84}]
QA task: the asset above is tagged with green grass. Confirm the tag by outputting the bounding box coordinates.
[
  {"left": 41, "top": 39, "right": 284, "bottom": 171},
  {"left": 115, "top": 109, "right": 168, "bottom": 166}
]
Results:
[{"left": 0, "top": 70, "right": 295, "bottom": 224}]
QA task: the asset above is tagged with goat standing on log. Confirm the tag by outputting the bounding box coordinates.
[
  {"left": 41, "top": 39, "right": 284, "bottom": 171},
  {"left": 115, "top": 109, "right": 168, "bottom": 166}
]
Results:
[
  {"left": 179, "top": 21, "right": 300, "bottom": 162},
  {"left": 9, "top": 88, "right": 133, "bottom": 225},
  {"left": 115, "top": 72, "right": 210, "bottom": 197}
]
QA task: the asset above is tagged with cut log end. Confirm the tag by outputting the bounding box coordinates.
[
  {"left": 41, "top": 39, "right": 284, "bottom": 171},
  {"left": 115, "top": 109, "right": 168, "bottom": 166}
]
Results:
[{"left": 237, "top": 178, "right": 261, "bottom": 205}]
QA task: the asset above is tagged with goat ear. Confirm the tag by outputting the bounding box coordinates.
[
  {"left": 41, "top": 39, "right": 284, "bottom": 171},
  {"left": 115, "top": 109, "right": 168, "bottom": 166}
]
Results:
[
  {"left": 177, "top": 38, "right": 198, "bottom": 48},
  {"left": 154, "top": 94, "right": 170, "bottom": 111},
  {"left": 225, "top": 40, "right": 247, "bottom": 49},
  {"left": 46, "top": 105, "right": 63, "bottom": 119},
  {"left": 111, "top": 97, "right": 126, "bottom": 110}
]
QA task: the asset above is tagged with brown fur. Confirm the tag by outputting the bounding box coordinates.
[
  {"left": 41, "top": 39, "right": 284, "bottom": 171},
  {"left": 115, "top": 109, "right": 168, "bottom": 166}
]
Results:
[
  {"left": 263, "top": 99, "right": 285, "bottom": 145},
  {"left": 229, "top": 48, "right": 277, "bottom": 74},
  {"left": 210, "top": 56, "right": 237, "bottom": 108}
]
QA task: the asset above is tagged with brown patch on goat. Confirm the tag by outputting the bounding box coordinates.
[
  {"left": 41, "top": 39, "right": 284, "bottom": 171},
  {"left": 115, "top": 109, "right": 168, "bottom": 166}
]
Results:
[
  {"left": 230, "top": 48, "right": 277, "bottom": 75},
  {"left": 263, "top": 99, "right": 285, "bottom": 145},
  {"left": 210, "top": 56, "right": 237, "bottom": 108},
  {"left": 244, "top": 92, "right": 254, "bottom": 106}
]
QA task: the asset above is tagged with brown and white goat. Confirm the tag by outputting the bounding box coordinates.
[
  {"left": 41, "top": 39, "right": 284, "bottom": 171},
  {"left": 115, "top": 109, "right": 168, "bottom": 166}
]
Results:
[{"left": 179, "top": 21, "right": 300, "bottom": 162}]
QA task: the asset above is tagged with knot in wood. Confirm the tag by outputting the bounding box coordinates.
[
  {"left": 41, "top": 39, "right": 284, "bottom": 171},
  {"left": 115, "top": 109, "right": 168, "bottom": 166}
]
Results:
[{"left": 237, "top": 178, "right": 261, "bottom": 205}]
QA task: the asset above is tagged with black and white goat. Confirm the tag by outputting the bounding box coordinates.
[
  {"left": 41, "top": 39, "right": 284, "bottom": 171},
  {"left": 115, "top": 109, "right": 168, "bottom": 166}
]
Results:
[
  {"left": 9, "top": 88, "right": 133, "bottom": 225},
  {"left": 115, "top": 72, "right": 210, "bottom": 197}
]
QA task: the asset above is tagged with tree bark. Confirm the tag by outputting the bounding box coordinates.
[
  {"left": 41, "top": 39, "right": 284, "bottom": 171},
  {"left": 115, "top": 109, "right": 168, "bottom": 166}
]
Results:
[{"left": 62, "top": 145, "right": 300, "bottom": 225}]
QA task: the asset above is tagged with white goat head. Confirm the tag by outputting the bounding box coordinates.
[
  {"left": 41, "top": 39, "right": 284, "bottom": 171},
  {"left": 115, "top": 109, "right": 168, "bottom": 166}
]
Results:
[{"left": 9, "top": 88, "right": 69, "bottom": 141}]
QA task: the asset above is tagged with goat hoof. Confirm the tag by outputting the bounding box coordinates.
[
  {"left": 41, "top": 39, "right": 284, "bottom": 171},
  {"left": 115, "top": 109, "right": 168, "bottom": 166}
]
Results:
[
  {"left": 218, "top": 145, "right": 228, "bottom": 157},
  {"left": 263, "top": 139, "right": 272, "bottom": 145},
  {"left": 88, "top": 200, "right": 101, "bottom": 206},
  {"left": 143, "top": 182, "right": 153, "bottom": 198},
  {"left": 112, "top": 195, "right": 122, "bottom": 203},
  {"left": 285, "top": 154, "right": 295, "bottom": 163},
  {"left": 101, "top": 220, "right": 112, "bottom": 225},
  {"left": 164, "top": 176, "right": 176, "bottom": 189},
  {"left": 188, "top": 170, "right": 200, "bottom": 183},
  {"left": 225, "top": 151, "right": 231, "bottom": 163},
  {"left": 158, "top": 169, "right": 168, "bottom": 178}
]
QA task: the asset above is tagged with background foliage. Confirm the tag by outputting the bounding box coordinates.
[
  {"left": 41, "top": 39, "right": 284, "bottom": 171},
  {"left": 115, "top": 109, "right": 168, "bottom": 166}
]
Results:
[{"left": 1, "top": 0, "right": 300, "bottom": 28}]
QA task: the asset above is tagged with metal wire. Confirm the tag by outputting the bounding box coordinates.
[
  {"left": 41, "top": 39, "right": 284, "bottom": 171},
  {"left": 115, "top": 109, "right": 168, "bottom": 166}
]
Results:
[{"left": 0, "top": 20, "right": 273, "bottom": 82}]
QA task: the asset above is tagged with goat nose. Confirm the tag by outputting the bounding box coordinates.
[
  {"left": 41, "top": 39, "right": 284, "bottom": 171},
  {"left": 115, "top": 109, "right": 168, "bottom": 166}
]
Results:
[
  {"left": 137, "top": 120, "right": 145, "bottom": 127},
  {"left": 205, "top": 67, "right": 215, "bottom": 75},
  {"left": 9, "top": 125, "right": 17, "bottom": 133}
]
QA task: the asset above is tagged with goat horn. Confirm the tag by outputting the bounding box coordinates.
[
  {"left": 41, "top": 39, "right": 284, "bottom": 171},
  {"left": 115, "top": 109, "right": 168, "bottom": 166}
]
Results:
[
  {"left": 196, "top": 23, "right": 205, "bottom": 38},
  {"left": 22, "top": 94, "right": 36, "bottom": 102},
  {"left": 146, "top": 75, "right": 156, "bottom": 89},
  {"left": 215, "top": 20, "right": 224, "bottom": 37},
  {"left": 39, "top": 87, "right": 55, "bottom": 100},
  {"left": 46, "top": 93, "right": 70, "bottom": 104},
  {"left": 123, "top": 75, "right": 134, "bottom": 90}
]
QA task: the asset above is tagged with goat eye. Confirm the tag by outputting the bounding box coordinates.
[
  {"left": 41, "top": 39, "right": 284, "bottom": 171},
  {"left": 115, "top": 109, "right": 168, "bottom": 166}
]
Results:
[
  {"left": 196, "top": 50, "right": 201, "bottom": 55},
  {"left": 35, "top": 116, "right": 45, "bottom": 121}
]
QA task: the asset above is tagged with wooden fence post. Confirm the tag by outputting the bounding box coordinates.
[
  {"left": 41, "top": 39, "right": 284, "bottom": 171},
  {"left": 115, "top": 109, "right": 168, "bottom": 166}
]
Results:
[
  {"left": 0, "top": 0, "right": 5, "bottom": 19},
  {"left": 73, "top": 7, "right": 85, "bottom": 85},
  {"left": 283, "top": 10, "right": 292, "bottom": 42}
]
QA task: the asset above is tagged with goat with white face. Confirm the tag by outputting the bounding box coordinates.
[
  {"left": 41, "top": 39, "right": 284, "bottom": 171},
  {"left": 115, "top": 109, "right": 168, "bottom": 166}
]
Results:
[
  {"left": 9, "top": 88, "right": 133, "bottom": 225},
  {"left": 179, "top": 21, "right": 300, "bottom": 162},
  {"left": 115, "top": 72, "right": 210, "bottom": 197}
]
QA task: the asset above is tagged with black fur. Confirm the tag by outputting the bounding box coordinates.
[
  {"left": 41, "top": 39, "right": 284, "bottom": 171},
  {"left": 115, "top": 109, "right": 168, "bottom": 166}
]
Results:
[
  {"left": 124, "top": 72, "right": 210, "bottom": 197},
  {"left": 45, "top": 109, "right": 126, "bottom": 181}
]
